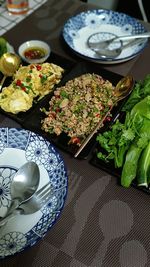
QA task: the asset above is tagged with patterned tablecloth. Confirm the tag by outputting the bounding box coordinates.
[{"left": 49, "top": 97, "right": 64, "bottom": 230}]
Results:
[
  {"left": 0, "top": 0, "right": 47, "bottom": 35},
  {"left": 1, "top": 1, "right": 150, "bottom": 266}
]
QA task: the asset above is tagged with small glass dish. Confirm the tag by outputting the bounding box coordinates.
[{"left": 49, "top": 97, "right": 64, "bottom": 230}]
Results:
[{"left": 18, "top": 40, "right": 51, "bottom": 64}]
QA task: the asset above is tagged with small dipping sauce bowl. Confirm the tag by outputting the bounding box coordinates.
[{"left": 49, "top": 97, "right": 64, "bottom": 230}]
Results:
[{"left": 18, "top": 40, "right": 51, "bottom": 64}]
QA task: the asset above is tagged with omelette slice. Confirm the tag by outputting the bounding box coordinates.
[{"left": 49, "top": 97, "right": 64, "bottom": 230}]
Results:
[{"left": 0, "top": 62, "right": 64, "bottom": 114}]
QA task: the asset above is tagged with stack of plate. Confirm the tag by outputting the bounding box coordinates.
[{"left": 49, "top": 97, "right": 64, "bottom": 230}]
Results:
[{"left": 62, "top": 9, "right": 148, "bottom": 64}]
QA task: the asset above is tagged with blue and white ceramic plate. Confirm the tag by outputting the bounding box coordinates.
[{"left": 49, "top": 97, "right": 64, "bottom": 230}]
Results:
[
  {"left": 0, "top": 128, "right": 68, "bottom": 259},
  {"left": 62, "top": 9, "right": 148, "bottom": 64}
]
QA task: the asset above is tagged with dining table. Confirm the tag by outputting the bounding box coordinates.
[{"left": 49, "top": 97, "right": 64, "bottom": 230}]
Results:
[{"left": 1, "top": 0, "right": 150, "bottom": 266}]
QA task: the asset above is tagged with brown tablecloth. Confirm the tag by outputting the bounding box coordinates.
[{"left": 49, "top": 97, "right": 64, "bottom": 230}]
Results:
[{"left": 1, "top": 1, "right": 150, "bottom": 266}]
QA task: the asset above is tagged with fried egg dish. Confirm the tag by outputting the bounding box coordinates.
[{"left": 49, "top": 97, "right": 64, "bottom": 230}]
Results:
[{"left": 0, "top": 62, "right": 64, "bottom": 114}]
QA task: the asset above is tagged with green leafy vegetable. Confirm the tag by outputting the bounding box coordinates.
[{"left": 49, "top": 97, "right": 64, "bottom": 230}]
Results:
[
  {"left": 137, "top": 141, "right": 150, "bottom": 187},
  {"left": 0, "top": 37, "right": 7, "bottom": 57},
  {"left": 96, "top": 117, "right": 135, "bottom": 168},
  {"left": 121, "top": 97, "right": 150, "bottom": 187},
  {"left": 121, "top": 144, "right": 143, "bottom": 188},
  {"left": 96, "top": 74, "right": 150, "bottom": 189},
  {"left": 122, "top": 74, "right": 150, "bottom": 112}
]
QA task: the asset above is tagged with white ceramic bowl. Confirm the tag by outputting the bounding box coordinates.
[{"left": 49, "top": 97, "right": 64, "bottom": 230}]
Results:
[{"left": 18, "top": 40, "right": 51, "bottom": 64}]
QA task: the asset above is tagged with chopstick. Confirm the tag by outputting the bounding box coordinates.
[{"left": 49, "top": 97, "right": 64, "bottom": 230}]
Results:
[{"left": 74, "top": 108, "right": 112, "bottom": 158}]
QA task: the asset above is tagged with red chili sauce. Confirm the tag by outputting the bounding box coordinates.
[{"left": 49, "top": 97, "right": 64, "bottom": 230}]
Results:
[{"left": 24, "top": 47, "right": 46, "bottom": 60}]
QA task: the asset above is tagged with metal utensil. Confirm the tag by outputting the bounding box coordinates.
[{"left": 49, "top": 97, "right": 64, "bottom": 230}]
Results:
[
  {"left": 0, "top": 52, "right": 21, "bottom": 90},
  {"left": 88, "top": 38, "right": 146, "bottom": 59},
  {"left": 87, "top": 32, "right": 150, "bottom": 50},
  {"left": 74, "top": 75, "right": 134, "bottom": 158},
  {"left": 4, "top": 161, "right": 40, "bottom": 218},
  {"left": 0, "top": 181, "right": 53, "bottom": 227}
]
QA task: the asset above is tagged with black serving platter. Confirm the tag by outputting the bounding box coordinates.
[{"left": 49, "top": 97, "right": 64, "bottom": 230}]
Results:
[
  {"left": 20, "top": 61, "right": 129, "bottom": 159},
  {"left": 0, "top": 52, "right": 75, "bottom": 124}
]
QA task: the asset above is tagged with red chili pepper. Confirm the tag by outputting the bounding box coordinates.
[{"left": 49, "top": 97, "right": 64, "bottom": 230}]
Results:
[
  {"left": 21, "top": 87, "right": 26, "bottom": 92},
  {"left": 55, "top": 108, "right": 61, "bottom": 113},
  {"left": 55, "top": 95, "right": 60, "bottom": 99},
  {"left": 103, "top": 116, "right": 112, "bottom": 123},
  {"left": 39, "top": 74, "right": 43, "bottom": 78},
  {"left": 36, "top": 65, "right": 42, "bottom": 71},
  {"left": 16, "top": 79, "right": 22, "bottom": 86},
  {"left": 96, "top": 113, "right": 100, "bottom": 117},
  {"left": 70, "top": 137, "right": 81, "bottom": 145},
  {"left": 106, "top": 116, "right": 111, "bottom": 121}
]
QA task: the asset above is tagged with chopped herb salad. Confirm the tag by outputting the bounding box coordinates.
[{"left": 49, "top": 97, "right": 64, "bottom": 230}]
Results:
[{"left": 42, "top": 73, "right": 117, "bottom": 145}]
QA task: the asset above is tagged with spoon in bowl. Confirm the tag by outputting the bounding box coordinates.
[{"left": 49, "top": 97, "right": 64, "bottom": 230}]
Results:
[
  {"left": 87, "top": 31, "right": 150, "bottom": 50},
  {"left": 2, "top": 161, "right": 40, "bottom": 219},
  {"left": 74, "top": 75, "right": 134, "bottom": 158},
  {"left": 0, "top": 52, "right": 21, "bottom": 91},
  {"left": 88, "top": 39, "right": 145, "bottom": 59},
  {"left": 0, "top": 181, "right": 54, "bottom": 227},
  {"left": 87, "top": 33, "right": 147, "bottom": 59}
]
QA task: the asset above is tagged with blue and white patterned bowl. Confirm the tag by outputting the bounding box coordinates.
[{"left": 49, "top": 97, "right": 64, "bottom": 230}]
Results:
[
  {"left": 62, "top": 9, "right": 148, "bottom": 64},
  {"left": 0, "top": 128, "right": 68, "bottom": 259}
]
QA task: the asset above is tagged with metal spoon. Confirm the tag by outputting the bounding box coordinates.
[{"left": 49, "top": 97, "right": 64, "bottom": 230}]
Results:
[
  {"left": 87, "top": 32, "right": 150, "bottom": 50},
  {"left": 3, "top": 161, "right": 40, "bottom": 218},
  {"left": 0, "top": 181, "right": 54, "bottom": 227},
  {"left": 74, "top": 75, "right": 134, "bottom": 158},
  {"left": 88, "top": 38, "right": 145, "bottom": 59},
  {"left": 0, "top": 52, "right": 21, "bottom": 91}
]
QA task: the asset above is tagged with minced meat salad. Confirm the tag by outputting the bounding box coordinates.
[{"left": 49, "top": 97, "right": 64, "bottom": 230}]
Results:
[{"left": 42, "top": 73, "right": 117, "bottom": 145}]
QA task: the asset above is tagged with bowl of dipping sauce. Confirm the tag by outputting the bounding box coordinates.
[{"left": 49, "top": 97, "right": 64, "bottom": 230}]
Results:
[{"left": 18, "top": 40, "right": 51, "bottom": 63}]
